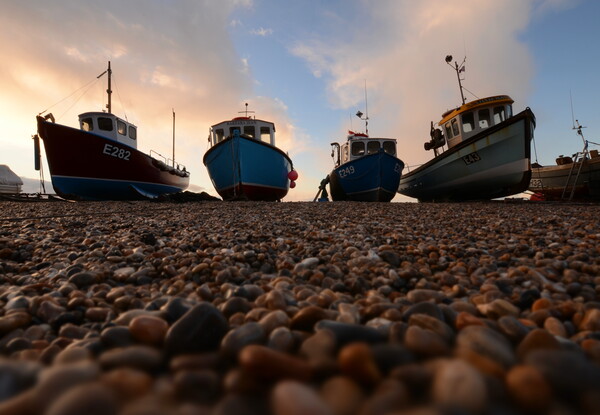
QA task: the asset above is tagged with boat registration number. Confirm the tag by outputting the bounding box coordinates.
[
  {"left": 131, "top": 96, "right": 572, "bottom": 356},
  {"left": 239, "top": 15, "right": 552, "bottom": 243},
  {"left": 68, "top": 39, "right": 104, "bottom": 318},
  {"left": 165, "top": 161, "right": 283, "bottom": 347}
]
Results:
[
  {"left": 462, "top": 152, "right": 481, "bottom": 165},
  {"left": 338, "top": 166, "right": 355, "bottom": 178},
  {"left": 103, "top": 144, "right": 131, "bottom": 161}
]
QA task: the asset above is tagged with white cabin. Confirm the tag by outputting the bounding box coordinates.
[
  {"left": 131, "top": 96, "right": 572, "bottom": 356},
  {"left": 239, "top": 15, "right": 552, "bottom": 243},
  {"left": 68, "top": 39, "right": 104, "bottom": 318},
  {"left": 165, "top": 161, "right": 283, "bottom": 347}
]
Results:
[
  {"left": 334, "top": 132, "right": 397, "bottom": 167},
  {"left": 209, "top": 117, "right": 275, "bottom": 147},
  {"left": 441, "top": 95, "right": 514, "bottom": 149},
  {"left": 78, "top": 112, "right": 138, "bottom": 149}
]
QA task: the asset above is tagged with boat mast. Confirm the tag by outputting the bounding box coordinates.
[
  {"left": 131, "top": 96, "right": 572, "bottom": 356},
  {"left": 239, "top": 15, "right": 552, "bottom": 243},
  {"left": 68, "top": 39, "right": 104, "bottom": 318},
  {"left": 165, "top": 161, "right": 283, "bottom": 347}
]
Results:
[
  {"left": 172, "top": 109, "right": 176, "bottom": 167},
  {"left": 97, "top": 61, "right": 112, "bottom": 113},
  {"left": 445, "top": 55, "right": 466, "bottom": 105}
]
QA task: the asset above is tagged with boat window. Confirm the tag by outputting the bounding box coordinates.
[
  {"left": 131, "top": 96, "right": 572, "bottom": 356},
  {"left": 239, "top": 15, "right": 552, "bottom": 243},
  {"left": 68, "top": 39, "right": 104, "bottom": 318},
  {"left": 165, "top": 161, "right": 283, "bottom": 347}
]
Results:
[
  {"left": 367, "top": 141, "right": 380, "bottom": 154},
  {"left": 478, "top": 109, "right": 490, "bottom": 129},
  {"left": 445, "top": 122, "right": 453, "bottom": 139},
  {"left": 129, "top": 126, "right": 137, "bottom": 140},
  {"left": 81, "top": 118, "right": 93, "bottom": 131},
  {"left": 493, "top": 106, "right": 506, "bottom": 124},
  {"left": 351, "top": 141, "right": 365, "bottom": 156},
  {"left": 260, "top": 126, "right": 271, "bottom": 142},
  {"left": 215, "top": 128, "right": 224, "bottom": 143},
  {"left": 383, "top": 141, "right": 396, "bottom": 155},
  {"left": 342, "top": 145, "right": 349, "bottom": 162},
  {"left": 451, "top": 118, "right": 459, "bottom": 136},
  {"left": 117, "top": 120, "right": 127, "bottom": 136},
  {"left": 98, "top": 117, "right": 114, "bottom": 131},
  {"left": 243, "top": 126, "right": 255, "bottom": 138},
  {"left": 507, "top": 104, "right": 513, "bottom": 118},
  {"left": 461, "top": 112, "right": 474, "bottom": 133}
]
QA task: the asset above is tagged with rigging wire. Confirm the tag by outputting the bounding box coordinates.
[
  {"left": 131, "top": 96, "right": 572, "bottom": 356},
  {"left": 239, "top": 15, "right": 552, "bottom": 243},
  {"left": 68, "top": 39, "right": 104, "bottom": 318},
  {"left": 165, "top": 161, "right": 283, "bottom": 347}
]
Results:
[
  {"left": 112, "top": 73, "right": 128, "bottom": 121},
  {"left": 56, "top": 79, "right": 101, "bottom": 120},
  {"left": 37, "top": 76, "right": 99, "bottom": 116}
]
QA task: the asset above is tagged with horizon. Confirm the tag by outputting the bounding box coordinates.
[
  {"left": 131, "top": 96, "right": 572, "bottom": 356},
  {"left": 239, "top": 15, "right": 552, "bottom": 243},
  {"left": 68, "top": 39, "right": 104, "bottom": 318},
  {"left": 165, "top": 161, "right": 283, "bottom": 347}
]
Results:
[{"left": 1, "top": 0, "right": 598, "bottom": 202}]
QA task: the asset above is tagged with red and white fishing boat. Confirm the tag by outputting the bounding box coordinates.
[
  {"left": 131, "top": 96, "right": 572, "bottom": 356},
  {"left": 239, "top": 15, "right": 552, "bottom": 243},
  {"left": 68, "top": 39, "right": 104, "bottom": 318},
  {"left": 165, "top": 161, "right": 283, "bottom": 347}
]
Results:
[{"left": 35, "top": 62, "right": 189, "bottom": 200}]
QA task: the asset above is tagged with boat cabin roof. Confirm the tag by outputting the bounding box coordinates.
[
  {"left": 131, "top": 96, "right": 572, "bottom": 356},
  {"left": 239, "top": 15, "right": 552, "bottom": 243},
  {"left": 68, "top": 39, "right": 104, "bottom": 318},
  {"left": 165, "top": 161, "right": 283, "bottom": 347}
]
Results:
[
  {"left": 439, "top": 95, "right": 513, "bottom": 125},
  {"left": 210, "top": 116, "right": 277, "bottom": 147}
]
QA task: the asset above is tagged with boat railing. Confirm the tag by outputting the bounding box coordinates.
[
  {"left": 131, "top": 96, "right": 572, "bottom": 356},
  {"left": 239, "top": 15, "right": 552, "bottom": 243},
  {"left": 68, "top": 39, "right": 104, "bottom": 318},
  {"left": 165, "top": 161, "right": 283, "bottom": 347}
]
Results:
[
  {"left": 404, "top": 164, "right": 423, "bottom": 173},
  {"left": 150, "top": 150, "right": 189, "bottom": 177}
]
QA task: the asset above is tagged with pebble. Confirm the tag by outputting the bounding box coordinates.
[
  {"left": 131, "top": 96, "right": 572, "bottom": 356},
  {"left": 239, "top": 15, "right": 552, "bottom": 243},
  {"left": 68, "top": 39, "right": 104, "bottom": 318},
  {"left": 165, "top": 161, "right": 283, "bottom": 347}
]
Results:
[
  {"left": 129, "top": 315, "right": 169, "bottom": 346},
  {"left": 272, "top": 380, "right": 332, "bottom": 415},
  {"left": 1, "top": 201, "right": 600, "bottom": 414},
  {"left": 164, "top": 302, "right": 229, "bottom": 356},
  {"left": 432, "top": 359, "right": 487, "bottom": 413}
]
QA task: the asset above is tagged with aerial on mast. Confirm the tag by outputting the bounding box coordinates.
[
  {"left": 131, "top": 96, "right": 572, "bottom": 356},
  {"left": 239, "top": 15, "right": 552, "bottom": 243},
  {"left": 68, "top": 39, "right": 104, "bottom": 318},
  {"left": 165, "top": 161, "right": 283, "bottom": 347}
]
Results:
[
  {"left": 355, "top": 80, "right": 369, "bottom": 135},
  {"left": 445, "top": 55, "right": 466, "bottom": 105}
]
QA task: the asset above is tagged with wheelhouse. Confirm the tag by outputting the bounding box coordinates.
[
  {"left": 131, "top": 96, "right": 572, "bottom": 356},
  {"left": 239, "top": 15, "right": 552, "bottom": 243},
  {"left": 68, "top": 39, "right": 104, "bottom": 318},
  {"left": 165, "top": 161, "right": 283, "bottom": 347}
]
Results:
[
  {"left": 333, "top": 132, "right": 397, "bottom": 167},
  {"left": 209, "top": 117, "right": 276, "bottom": 147},
  {"left": 78, "top": 112, "right": 138, "bottom": 149},
  {"left": 439, "top": 95, "right": 514, "bottom": 149}
]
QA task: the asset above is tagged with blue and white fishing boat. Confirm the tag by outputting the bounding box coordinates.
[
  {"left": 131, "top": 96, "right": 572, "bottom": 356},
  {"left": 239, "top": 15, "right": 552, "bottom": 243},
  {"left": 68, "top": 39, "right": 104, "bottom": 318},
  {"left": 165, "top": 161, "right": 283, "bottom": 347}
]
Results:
[
  {"left": 203, "top": 105, "right": 297, "bottom": 201},
  {"left": 315, "top": 127, "right": 404, "bottom": 202}
]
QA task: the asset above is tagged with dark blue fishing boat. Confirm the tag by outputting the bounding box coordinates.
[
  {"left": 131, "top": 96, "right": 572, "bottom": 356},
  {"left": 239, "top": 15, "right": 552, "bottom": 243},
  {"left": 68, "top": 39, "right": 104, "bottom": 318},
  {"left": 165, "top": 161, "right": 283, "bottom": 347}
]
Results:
[
  {"left": 203, "top": 106, "right": 297, "bottom": 201},
  {"left": 319, "top": 130, "right": 404, "bottom": 202}
]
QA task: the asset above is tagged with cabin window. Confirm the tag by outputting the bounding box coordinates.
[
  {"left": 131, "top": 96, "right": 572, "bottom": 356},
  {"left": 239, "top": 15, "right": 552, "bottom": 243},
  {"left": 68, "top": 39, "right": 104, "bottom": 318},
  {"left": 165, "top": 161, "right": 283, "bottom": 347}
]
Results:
[
  {"left": 81, "top": 118, "right": 93, "bottom": 131},
  {"left": 342, "top": 145, "right": 349, "bottom": 162},
  {"left": 351, "top": 141, "right": 365, "bottom": 156},
  {"left": 383, "top": 141, "right": 396, "bottom": 155},
  {"left": 260, "top": 126, "right": 271, "bottom": 142},
  {"left": 367, "top": 141, "right": 380, "bottom": 154},
  {"left": 215, "top": 128, "right": 224, "bottom": 143},
  {"left": 461, "top": 112, "right": 474, "bottom": 133},
  {"left": 445, "top": 122, "right": 453, "bottom": 139},
  {"left": 117, "top": 120, "right": 127, "bottom": 136},
  {"left": 98, "top": 117, "right": 114, "bottom": 131},
  {"left": 493, "top": 106, "right": 506, "bottom": 124},
  {"left": 243, "top": 126, "right": 255, "bottom": 138},
  {"left": 478, "top": 109, "right": 490, "bottom": 129},
  {"left": 507, "top": 105, "right": 513, "bottom": 118},
  {"left": 451, "top": 118, "right": 459, "bottom": 136},
  {"left": 129, "top": 126, "right": 137, "bottom": 140}
]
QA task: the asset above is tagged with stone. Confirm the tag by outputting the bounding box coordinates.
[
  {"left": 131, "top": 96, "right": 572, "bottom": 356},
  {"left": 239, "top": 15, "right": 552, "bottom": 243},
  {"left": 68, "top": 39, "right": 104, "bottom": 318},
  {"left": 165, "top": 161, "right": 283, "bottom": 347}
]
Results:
[
  {"left": 238, "top": 345, "right": 311, "bottom": 382},
  {"left": 164, "top": 302, "right": 229, "bottom": 356},
  {"left": 272, "top": 380, "right": 332, "bottom": 415},
  {"left": 129, "top": 315, "right": 169, "bottom": 346},
  {"left": 432, "top": 359, "right": 487, "bottom": 413}
]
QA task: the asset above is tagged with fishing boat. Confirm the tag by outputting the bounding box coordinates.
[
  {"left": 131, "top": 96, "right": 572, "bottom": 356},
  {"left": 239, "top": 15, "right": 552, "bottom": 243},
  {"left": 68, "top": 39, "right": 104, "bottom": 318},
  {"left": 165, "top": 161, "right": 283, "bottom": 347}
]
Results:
[
  {"left": 398, "top": 55, "right": 536, "bottom": 202},
  {"left": 529, "top": 120, "right": 600, "bottom": 201},
  {"left": 34, "top": 62, "right": 189, "bottom": 200},
  {"left": 203, "top": 105, "right": 297, "bottom": 201},
  {"left": 317, "top": 130, "right": 403, "bottom": 202}
]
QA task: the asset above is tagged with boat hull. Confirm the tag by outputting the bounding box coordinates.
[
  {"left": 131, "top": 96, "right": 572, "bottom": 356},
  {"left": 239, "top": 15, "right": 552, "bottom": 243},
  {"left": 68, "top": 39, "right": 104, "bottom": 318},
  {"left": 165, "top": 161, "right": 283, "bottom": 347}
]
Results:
[
  {"left": 329, "top": 152, "right": 404, "bottom": 202},
  {"left": 398, "top": 109, "right": 535, "bottom": 202},
  {"left": 529, "top": 157, "right": 600, "bottom": 200},
  {"left": 203, "top": 135, "right": 292, "bottom": 201},
  {"left": 36, "top": 118, "right": 189, "bottom": 200}
]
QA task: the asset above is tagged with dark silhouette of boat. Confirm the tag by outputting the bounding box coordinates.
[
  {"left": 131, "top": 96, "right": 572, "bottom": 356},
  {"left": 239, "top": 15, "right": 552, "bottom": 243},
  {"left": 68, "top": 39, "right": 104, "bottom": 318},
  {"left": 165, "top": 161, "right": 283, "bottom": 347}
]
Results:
[{"left": 35, "top": 62, "right": 189, "bottom": 201}]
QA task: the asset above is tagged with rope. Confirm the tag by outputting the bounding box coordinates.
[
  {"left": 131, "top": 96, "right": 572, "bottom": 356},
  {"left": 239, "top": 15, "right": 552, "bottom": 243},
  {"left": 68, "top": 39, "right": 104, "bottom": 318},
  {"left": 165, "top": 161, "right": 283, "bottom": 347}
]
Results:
[{"left": 112, "top": 73, "right": 128, "bottom": 121}]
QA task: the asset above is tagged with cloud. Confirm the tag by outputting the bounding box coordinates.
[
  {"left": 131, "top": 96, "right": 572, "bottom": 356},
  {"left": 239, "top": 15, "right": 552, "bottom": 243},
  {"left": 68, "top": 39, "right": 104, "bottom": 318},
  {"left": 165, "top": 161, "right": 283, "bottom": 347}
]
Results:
[
  {"left": 0, "top": 0, "right": 294, "bottom": 196},
  {"left": 250, "top": 27, "right": 274, "bottom": 36},
  {"left": 291, "top": 0, "right": 538, "bottom": 166}
]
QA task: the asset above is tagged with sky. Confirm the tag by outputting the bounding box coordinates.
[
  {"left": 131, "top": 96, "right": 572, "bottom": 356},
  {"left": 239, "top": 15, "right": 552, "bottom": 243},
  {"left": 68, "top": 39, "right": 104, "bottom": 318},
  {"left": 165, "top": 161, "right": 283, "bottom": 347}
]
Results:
[{"left": 1, "top": 0, "right": 598, "bottom": 201}]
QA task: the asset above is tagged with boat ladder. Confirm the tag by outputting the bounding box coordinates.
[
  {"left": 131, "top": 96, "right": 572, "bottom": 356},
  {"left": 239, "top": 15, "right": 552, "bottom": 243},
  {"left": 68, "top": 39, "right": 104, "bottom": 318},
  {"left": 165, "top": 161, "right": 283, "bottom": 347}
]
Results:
[{"left": 561, "top": 150, "right": 588, "bottom": 200}]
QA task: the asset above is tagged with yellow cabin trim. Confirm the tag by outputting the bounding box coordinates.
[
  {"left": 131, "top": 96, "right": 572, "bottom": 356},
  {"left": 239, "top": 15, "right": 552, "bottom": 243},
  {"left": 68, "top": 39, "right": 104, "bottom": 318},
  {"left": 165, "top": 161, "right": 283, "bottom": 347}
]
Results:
[{"left": 439, "top": 95, "right": 513, "bottom": 125}]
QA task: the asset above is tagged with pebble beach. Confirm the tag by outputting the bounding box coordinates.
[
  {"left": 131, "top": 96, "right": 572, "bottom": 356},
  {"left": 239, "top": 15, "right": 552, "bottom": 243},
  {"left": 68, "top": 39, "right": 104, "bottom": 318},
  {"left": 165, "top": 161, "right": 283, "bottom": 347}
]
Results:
[{"left": 0, "top": 200, "right": 599, "bottom": 415}]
